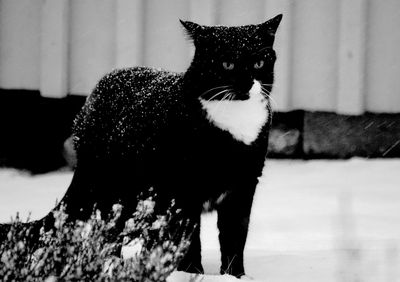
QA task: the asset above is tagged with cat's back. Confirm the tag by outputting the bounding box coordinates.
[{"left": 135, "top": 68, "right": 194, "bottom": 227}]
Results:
[
  {"left": 90, "top": 66, "right": 183, "bottom": 107},
  {"left": 73, "top": 67, "right": 186, "bottom": 160}
]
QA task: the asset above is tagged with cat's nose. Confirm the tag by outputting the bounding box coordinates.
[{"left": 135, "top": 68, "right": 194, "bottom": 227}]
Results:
[
  {"left": 236, "top": 93, "right": 250, "bottom": 100},
  {"left": 236, "top": 78, "right": 253, "bottom": 91},
  {"left": 236, "top": 89, "right": 251, "bottom": 100},
  {"left": 235, "top": 80, "right": 253, "bottom": 99}
]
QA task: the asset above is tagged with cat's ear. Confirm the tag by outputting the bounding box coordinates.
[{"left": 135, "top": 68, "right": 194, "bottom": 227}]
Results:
[
  {"left": 180, "top": 20, "right": 203, "bottom": 41},
  {"left": 260, "top": 14, "right": 283, "bottom": 36}
]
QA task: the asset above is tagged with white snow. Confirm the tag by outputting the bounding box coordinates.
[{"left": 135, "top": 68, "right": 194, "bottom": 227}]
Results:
[
  {"left": 121, "top": 238, "right": 144, "bottom": 260},
  {"left": 166, "top": 271, "right": 257, "bottom": 282},
  {"left": 1, "top": 158, "right": 400, "bottom": 281},
  {"left": 0, "top": 169, "right": 72, "bottom": 222}
]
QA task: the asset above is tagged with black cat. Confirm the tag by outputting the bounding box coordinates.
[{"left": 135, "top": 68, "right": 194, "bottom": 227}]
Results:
[{"left": 1, "top": 15, "right": 282, "bottom": 278}]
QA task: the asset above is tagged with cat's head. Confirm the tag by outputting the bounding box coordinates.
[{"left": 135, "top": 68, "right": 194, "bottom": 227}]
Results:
[{"left": 181, "top": 14, "right": 282, "bottom": 102}]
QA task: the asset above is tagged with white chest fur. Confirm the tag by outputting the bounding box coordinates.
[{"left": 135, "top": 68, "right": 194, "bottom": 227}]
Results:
[{"left": 199, "top": 80, "right": 269, "bottom": 145}]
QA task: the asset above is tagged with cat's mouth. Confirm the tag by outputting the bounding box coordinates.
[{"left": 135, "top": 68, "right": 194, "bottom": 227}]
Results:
[{"left": 232, "top": 80, "right": 264, "bottom": 101}]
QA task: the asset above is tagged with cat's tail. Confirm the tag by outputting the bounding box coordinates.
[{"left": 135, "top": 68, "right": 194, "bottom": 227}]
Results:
[
  {"left": 0, "top": 163, "right": 107, "bottom": 246},
  {"left": 0, "top": 165, "right": 97, "bottom": 246}
]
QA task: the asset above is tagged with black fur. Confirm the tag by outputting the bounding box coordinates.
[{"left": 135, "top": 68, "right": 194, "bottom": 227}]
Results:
[{"left": 1, "top": 15, "right": 282, "bottom": 278}]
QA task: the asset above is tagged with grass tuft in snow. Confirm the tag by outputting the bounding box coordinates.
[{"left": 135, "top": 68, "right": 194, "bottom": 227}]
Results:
[{"left": 0, "top": 190, "right": 192, "bottom": 281}]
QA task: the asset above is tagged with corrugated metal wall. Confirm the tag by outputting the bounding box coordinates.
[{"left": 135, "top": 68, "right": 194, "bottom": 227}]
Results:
[{"left": 0, "top": 0, "right": 400, "bottom": 114}]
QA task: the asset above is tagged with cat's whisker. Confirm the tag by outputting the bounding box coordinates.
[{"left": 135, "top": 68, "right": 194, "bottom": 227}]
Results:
[
  {"left": 262, "top": 83, "right": 281, "bottom": 91},
  {"left": 206, "top": 89, "right": 231, "bottom": 102},
  {"left": 221, "top": 91, "right": 233, "bottom": 102},
  {"left": 261, "top": 85, "right": 273, "bottom": 95},
  {"left": 207, "top": 90, "right": 228, "bottom": 102},
  {"left": 262, "top": 83, "right": 282, "bottom": 89},
  {"left": 219, "top": 94, "right": 231, "bottom": 115},
  {"left": 266, "top": 96, "right": 277, "bottom": 109},
  {"left": 262, "top": 91, "right": 275, "bottom": 103},
  {"left": 212, "top": 91, "right": 234, "bottom": 115},
  {"left": 261, "top": 83, "right": 280, "bottom": 91},
  {"left": 261, "top": 89, "right": 274, "bottom": 120},
  {"left": 261, "top": 87, "right": 278, "bottom": 109},
  {"left": 218, "top": 91, "right": 232, "bottom": 104},
  {"left": 261, "top": 89, "right": 273, "bottom": 100},
  {"left": 260, "top": 85, "right": 270, "bottom": 94},
  {"left": 200, "top": 85, "right": 231, "bottom": 98}
]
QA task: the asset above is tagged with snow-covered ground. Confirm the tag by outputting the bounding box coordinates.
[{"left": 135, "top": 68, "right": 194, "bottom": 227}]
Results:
[{"left": 1, "top": 159, "right": 400, "bottom": 281}]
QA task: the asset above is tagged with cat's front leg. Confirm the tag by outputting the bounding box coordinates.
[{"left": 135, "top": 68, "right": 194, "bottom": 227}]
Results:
[{"left": 217, "top": 185, "right": 256, "bottom": 278}]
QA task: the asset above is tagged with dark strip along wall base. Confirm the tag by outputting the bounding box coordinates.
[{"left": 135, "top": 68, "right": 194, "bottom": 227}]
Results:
[
  {"left": 0, "top": 89, "right": 85, "bottom": 173},
  {"left": 270, "top": 110, "right": 400, "bottom": 159},
  {"left": 0, "top": 89, "right": 399, "bottom": 173},
  {"left": 303, "top": 111, "right": 400, "bottom": 159}
]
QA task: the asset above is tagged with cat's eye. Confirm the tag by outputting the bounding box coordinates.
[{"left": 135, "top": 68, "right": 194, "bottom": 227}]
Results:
[
  {"left": 254, "top": 60, "right": 265, "bottom": 69},
  {"left": 222, "top": 62, "right": 234, "bottom": 70}
]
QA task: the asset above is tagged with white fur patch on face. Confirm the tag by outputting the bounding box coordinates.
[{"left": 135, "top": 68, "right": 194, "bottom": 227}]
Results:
[{"left": 199, "top": 80, "right": 269, "bottom": 145}]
